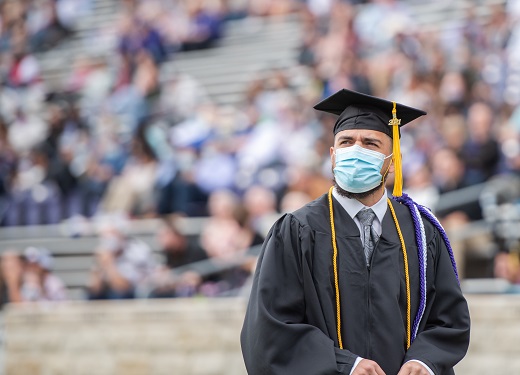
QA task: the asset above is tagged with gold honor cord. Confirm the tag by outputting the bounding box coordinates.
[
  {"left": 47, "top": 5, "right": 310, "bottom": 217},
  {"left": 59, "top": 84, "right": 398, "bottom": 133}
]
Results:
[
  {"left": 328, "top": 186, "right": 343, "bottom": 349},
  {"left": 387, "top": 197, "right": 411, "bottom": 349},
  {"left": 327, "top": 187, "right": 411, "bottom": 350}
]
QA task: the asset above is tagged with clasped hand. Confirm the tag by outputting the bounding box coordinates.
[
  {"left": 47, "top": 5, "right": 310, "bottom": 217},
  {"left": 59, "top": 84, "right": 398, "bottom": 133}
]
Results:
[{"left": 352, "top": 359, "right": 430, "bottom": 375}]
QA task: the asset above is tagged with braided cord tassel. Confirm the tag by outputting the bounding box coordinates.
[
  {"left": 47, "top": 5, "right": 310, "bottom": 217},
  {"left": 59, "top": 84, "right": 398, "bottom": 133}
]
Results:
[
  {"left": 394, "top": 193, "right": 461, "bottom": 344},
  {"left": 414, "top": 202, "right": 460, "bottom": 283},
  {"left": 395, "top": 194, "right": 427, "bottom": 341}
]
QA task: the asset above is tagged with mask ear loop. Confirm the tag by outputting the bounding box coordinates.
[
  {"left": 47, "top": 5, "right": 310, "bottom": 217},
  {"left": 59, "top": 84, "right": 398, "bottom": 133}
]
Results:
[{"left": 381, "top": 156, "right": 393, "bottom": 185}]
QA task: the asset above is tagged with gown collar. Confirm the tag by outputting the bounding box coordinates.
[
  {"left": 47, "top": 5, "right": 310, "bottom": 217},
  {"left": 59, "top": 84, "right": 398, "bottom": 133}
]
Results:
[
  {"left": 330, "top": 187, "right": 401, "bottom": 245},
  {"left": 332, "top": 187, "right": 387, "bottom": 225}
]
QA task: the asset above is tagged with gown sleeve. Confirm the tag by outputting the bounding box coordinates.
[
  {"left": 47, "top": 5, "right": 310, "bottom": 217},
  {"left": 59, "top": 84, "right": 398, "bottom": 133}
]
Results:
[
  {"left": 404, "top": 227, "right": 471, "bottom": 374},
  {"left": 240, "top": 214, "right": 357, "bottom": 375}
]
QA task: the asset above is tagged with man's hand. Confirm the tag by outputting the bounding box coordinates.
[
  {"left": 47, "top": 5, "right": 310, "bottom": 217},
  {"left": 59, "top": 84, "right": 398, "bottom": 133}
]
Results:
[
  {"left": 352, "top": 359, "right": 386, "bottom": 375},
  {"left": 397, "top": 361, "right": 431, "bottom": 375}
]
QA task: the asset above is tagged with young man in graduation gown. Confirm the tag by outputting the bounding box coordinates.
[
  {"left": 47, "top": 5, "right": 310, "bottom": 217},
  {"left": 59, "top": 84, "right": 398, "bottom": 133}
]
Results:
[{"left": 240, "top": 89, "right": 470, "bottom": 375}]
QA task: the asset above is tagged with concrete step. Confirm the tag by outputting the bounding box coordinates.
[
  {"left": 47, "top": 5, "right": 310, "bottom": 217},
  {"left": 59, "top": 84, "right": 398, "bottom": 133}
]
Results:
[
  {"left": 36, "top": 18, "right": 300, "bottom": 84},
  {"left": 167, "top": 49, "right": 298, "bottom": 76},
  {"left": 405, "top": 0, "right": 507, "bottom": 30}
]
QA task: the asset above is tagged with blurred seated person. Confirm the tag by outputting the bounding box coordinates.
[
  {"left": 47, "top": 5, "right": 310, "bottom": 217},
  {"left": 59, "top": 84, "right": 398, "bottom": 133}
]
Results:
[
  {"left": 159, "top": 218, "right": 208, "bottom": 268},
  {"left": 148, "top": 218, "right": 207, "bottom": 298},
  {"left": 494, "top": 251, "right": 520, "bottom": 285},
  {"left": 403, "top": 164, "right": 439, "bottom": 210},
  {"left": 21, "top": 247, "right": 67, "bottom": 302},
  {"left": 181, "top": 2, "right": 224, "bottom": 51},
  {"left": 279, "top": 190, "right": 312, "bottom": 213},
  {"left": 197, "top": 204, "right": 261, "bottom": 297},
  {"left": 87, "top": 222, "right": 155, "bottom": 299},
  {"left": 431, "top": 147, "right": 469, "bottom": 194},
  {"left": 243, "top": 185, "right": 280, "bottom": 238},
  {"left": 0, "top": 251, "right": 23, "bottom": 306},
  {"left": 151, "top": 189, "right": 242, "bottom": 298},
  {"left": 460, "top": 102, "right": 500, "bottom": 185},
  {"left": 0, "top": 247, "right": 67, "bottom": 306}
]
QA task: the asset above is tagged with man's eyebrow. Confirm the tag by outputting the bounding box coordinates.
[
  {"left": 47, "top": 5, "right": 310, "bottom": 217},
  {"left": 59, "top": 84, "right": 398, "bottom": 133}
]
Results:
[
  {"left": 336, "top": 135, "right": 383, "bottom": 145},
  {"left": 361, "top": 137, "right": 382, "bottom": 145}
]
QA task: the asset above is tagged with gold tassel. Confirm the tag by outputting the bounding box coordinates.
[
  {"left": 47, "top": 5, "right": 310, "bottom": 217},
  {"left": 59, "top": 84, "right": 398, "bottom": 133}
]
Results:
[{"left": 390, "top": 102, "right": 403, "bottom": 197}]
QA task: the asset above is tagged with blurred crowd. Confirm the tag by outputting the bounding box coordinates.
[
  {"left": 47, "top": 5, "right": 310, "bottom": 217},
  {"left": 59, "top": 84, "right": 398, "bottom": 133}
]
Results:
[{"left": 2, "top": 0, "right": 520, "bottom": 305}]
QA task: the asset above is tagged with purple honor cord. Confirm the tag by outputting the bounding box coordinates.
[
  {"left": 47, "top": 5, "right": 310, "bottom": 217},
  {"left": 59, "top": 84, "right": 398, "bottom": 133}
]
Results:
[{"left": 393, "top": 193, "right": 460, "bottom": 343}]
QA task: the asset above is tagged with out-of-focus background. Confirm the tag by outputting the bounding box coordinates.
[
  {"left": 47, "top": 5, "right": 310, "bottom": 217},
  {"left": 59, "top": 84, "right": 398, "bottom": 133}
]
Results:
[{"left": 0, "top": 0, "right": 519, "bottom": 374}]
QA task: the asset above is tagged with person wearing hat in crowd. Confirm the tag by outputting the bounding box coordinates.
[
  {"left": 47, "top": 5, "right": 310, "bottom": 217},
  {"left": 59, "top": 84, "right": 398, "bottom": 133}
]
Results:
[{"left": 241, "top": 89, "right": 470, "bottom": 375}]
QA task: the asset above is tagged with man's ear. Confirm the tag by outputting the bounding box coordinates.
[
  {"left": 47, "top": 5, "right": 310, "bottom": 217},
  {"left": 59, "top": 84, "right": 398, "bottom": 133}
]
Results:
[
  {"left": 388, "top": 155, "right": 396, "bottom": 174},
  {"left": 330, "top": 146, "right": 335, "bottom": 164}
]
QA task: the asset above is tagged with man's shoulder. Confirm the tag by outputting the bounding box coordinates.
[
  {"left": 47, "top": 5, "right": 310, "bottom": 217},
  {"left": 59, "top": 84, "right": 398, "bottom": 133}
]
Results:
[
  {"left": 269, "top": 193, "right": 331, "bottom": 236},
  {"left": 290, "top": 193, "right": 329, "bottom": 226}
]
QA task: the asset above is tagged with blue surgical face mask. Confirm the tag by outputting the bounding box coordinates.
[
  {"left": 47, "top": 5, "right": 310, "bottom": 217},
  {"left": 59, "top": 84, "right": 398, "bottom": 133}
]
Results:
[{"left": 333, "top": 145, "right": 392, "bottom": 193}]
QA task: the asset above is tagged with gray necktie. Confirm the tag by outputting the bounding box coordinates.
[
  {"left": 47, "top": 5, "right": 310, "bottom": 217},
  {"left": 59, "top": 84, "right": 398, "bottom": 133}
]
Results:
[{"left": 357, "top": 208, "right": 378, "bottom": 266}]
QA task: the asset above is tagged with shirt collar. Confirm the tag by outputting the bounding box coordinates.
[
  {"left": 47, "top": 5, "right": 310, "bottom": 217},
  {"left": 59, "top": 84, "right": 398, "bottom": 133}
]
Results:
[{"left": 332, "top": 187, "right": 388, "bottom": 223}]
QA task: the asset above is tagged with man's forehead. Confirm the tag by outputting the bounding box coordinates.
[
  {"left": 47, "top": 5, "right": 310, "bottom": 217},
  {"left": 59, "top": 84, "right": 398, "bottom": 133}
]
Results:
[{"left": 334, "top": 129, "right": 391, "bottom": 142}]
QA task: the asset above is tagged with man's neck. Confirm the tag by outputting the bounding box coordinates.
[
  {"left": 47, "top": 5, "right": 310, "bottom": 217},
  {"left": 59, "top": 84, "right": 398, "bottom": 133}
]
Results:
[{"left": 356, "top": 186, "right": 385, "bottom": 207}]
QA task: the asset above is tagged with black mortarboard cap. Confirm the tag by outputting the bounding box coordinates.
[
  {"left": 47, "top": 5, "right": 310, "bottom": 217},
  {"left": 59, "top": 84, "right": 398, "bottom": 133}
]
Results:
[
  {"left": 314, "top": 88, "right": 427, "bottom": 197},
  {"left": 313, "top": 89, "right": 426, "bottom": 137}
]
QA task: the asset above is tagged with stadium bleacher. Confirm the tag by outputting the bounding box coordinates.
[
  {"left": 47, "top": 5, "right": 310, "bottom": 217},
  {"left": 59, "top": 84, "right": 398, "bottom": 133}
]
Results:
[{"left": 1, "top": 0, "right": 514, "bottom": 300}]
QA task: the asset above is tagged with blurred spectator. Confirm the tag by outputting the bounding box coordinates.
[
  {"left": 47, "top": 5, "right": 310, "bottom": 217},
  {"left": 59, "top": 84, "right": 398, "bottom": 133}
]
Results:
[
  {"left": 0, "top": 250, "right": 24, "bottom": 306},
  {"left": 0, "top": 247, "right": 66, "bottom": 305},
  {"left": 242, "top": 184, "right": 279, "bottom": 238},
  {"left": 195, "top": 189, "right": 258, "bottom": 296},
  {"left": 6, "top": 41, "right": 41, "bottom": 88},
  {"left": 159, "top": 73, "right": 209, "bottom": 125},
  {"left": 117, "top": 14, "right": 167, "bottom": 65},
  {"left": 354, "top": 0, "right": 414, "bottom": 58},
  {"left": 0, "top": 117, "right": 17, "bottom": 216},
  {"left": 148, "top": 218, "right": 208, "bottom": 298},
  {"left": 460, "top": 102, "right": 501, "bottom": 185},
  {"left": 404, "top": 164, "right": 440, "bottom": 210},
  {"left": 431, "top": 147, "right": 469, "bottom": 194},
  {"left": 494, "top": 251, "right": 520, "bottom": 285},
  {"left": 207, "top": 189, "right": 241, "bottom": 220},
  {"left": 159, "top": 218, "right": 207, "bottom": 269},
  {"left": 199, "top": 190, "right": 243, "bottom": 262},
  {"left": 181, "top": 1, "right": 225, "bottom": 51},
  {"left": 234, "top": 203, "right": 265, "bottom": 249},
  {"left": 279, "top": 189, "right": 311, "bottom": 213},
  {"left": 100, "top": 125, "right": 158, "bottom": 217},
  {"left": 439, "top": 114, "right": 467, "bottom": 153},
  {"left": 20, "top": 246, "right": 67, "bottom": 301},
  {"left": 8, "top": 106, "right": 47, "bottom": 154},
  {"left": 498, "top": 122, "right": 520, "bottom": 175},
  {"left": 248, "top": 0, "right": 295, "bottom": 17},
  {"left": 87, "top": 220, "right": 155, "bottom": 299},
  {"left": 29, "top": 0, "right": 73, "bottom": 53}
]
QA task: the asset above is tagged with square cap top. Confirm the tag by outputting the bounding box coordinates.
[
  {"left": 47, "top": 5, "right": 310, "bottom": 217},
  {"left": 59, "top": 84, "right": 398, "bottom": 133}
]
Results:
[{"left": 313, "top": 89, "right": 427, "bottom": 137}]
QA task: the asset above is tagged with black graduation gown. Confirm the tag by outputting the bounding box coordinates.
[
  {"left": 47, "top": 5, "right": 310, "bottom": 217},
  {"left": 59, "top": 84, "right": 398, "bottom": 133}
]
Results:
[{"left": 241, "top": 194, "right": 470, "bottom": 375}]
